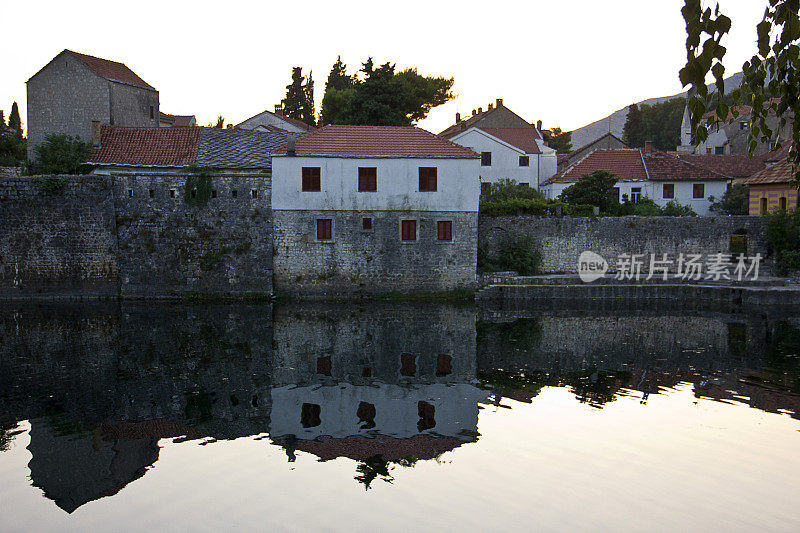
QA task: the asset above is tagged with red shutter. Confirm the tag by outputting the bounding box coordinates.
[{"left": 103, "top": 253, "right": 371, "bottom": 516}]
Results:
[
  {"left": 401, "top": 220, "right": 416, "bottom": 241},
  {"left": 437, "top": 220, "right": 452, "bottom": 241},
  {"left": 302, "top": 168, "right": 321, "bottom": 191},
  {"left": 362, "top": 217, "right": 372, "bottom": 230},
  {"left": 317, "top": 219, "right": 332, "bottom": 240},
  {"left": 358, "top": 168, "right": 377, "bottom": 191},
  {"left": 419, "top": 167, "right": 437, "bottom": 191}
]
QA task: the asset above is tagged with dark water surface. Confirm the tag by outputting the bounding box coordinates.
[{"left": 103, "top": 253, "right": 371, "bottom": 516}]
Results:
[{"left": 1, "top": 301, "right": 799, "bottom": 532}]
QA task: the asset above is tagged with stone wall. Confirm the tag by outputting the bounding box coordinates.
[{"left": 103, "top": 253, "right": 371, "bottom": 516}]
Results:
[
  {"left": 0, "top": 175, "right": 118, "bottom": 297},
  {"left": 273, "top": 210, "right": 478, "bottom": 296},
  {"left": 479, "top": 215, "right": 768, "bottom": 273}
]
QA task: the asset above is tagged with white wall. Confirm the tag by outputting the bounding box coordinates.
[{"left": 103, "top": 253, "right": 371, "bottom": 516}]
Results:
[
  {"left": 649, "top": 180, "right": 728, "bottom": 215},
  {"left": 272, "top": 155, "right": 480, "bottom": 212}
]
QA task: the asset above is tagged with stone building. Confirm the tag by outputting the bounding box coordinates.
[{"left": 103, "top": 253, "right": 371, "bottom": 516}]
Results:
[
  {"left": 88, "top": 126, "right": 291, "bottom": 297},
  {"left": 236, "top": 104, "right": 315, "bottom": 134},
  {"left": 26, "top": 50, "right": 160, "bottom": 161},
  {"left": 270, "top": 125, "right": 480, "bottom": 296}
]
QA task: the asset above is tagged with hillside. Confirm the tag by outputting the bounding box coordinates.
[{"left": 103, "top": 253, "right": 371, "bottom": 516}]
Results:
[{"left": 568, "top": 72, "right": 744, "bottom": 150}]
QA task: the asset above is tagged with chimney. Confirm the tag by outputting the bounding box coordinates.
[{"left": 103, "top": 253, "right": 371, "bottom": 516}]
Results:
[
  {"left": 455, "top": 112, "right": 461, "bottom": 123},
  {"left": 644, "top": 141, "right": 653, "bottom": 153},
  {"left": 488, "top": 103, "right": 493, "bottom": 110},
  {"left": 91, "top": 120, "right": 101, "bottom": 148},
  {"left": 274, "top": 104, "right": 283, "bottom": 116},
  {"left": 496, "top": 98, "right": 503, "bottom": 107},
  {"left": 472, "top": 109, "right": 476, "bottom": 116},
  {"left": 536, "top": 120, "right": 542, "bottom": 131},
  {"left": 287, "top": 137, "right": 296, "bottom": 156},
  {"left": 478, "top": 107, "right": 483, "bottom": 114}
]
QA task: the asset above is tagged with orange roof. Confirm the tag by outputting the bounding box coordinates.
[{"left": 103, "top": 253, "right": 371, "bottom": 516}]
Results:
[
  {"left": 66, "top": 50, "right": 155, "bottom": 90},
  {"left": 90, "top": 126, "right": 201, "bottom": 166},
  {"left": 741, "top": 159, "right": 798, "bottom": 185},
  {"left": 272, "top": 125, "right": 478, "bottom": 158},
  {"left": 644, "top": 152, "right": 731, "bottom": 181},
  {"left": 477, "top": 127, "right": 541, "bottom": 154},
  {"left": 546, "top": 149, "right": 647, "bottom": 184},
  {"left": 675, "top": 154, "right": 765, "bottom": 179}
]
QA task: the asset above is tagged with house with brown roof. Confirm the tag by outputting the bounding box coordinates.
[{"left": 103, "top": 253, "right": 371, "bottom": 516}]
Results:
[
  {"left": 559, "top": 132, "right": 627, "bottom": 171},
  {"left": 543, "top": 145, "right": 732, "bottom": 214},
  {"left": 740, "top": 149, "right": 798, "bottom": 215},
  {"left": 27, "top": 49, "right": 160, "bottom": 161},
  {"left": 236, "top": 104, "right": 315, "bottom": 134},
  {"left": 271, "top": 125, "right": 480, "bottom": 295}
]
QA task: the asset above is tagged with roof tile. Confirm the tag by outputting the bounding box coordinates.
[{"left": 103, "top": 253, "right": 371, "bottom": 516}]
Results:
[
  {"left": 476, "top": 127, "right": 541, "bottom": 154},
  {"left": 66, "top": 50, "right": 155, "bottom": 90}
]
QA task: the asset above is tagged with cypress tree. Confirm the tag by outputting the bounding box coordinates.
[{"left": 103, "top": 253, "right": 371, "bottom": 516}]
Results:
[
  {"left": 301, "top": 70, "right": 316, "bottom": 127},
  {"left": 8, "top": 102, "right": 22, "bottom": 140},
  {"left": 622, "top": 103, "right": 644, "bottom": 148},
  {"left": 283, "top": 67, "right": 306, "bottom": 121}
]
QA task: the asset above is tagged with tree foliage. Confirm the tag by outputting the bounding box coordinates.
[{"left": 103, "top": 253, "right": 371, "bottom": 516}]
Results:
[
  {"left": 765, "top": 208, "right": 800, "bottom": 274},
  {"left": 622, "top": 103, "right": 644, "bottom": 147},
  {"left": 283, "top": 67, "right": 316, "bottom": 127},
  {"left": 624, "top": 98, "right": 687, "bottom": 151},
  {"left": 32, "top": 134, "right": 91, "bottom": 174},
  {"left": 545, "top": 127, "right": 572, "bottom": 153},
  {"left": 709, "top": 184, "right": 750, "bottom": 215},
  {"left": 680, "top": 0, "right": 800, "bottom": 176},
  {"left": 559, "top": 170, "right": 620, "bottom": 213},
  {"left": 319, "top": 56, "right": 454, "bottom": 126},
  {"left": 8, "top": 102, "right": 22, "bottom": 140},
  {"left": 482, "top": 179, "right": 545, "bottom": 201}
]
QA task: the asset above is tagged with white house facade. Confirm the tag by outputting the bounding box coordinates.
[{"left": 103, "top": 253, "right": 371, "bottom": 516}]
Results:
[{"left": 270, "top": 125, "right": 481, "bottom": 295}]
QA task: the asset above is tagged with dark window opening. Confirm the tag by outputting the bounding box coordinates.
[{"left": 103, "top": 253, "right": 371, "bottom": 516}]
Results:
[
  {"left": 357, "top": 401, "right": 376, "bottom": 430},
  {"left": 481, "top": 182, "right": 491, "bottom": 195},
  {"left": 362, "top": 217, "right": 373, "bottom": 231},
  {"left": 631, "top": 187, "right": 642, "bottom": 203},
  {"left": 148, "top": 189, "right": 154, "bottom": 198},
  {"left": 211, "top": 189, "right": 217, "bottom": 198},
  {"left": 761, "top": 197, "right": 768, "bottom": 214},
  {"left": 436, "top": 354, "right": 453, "bottom": 377},
  {"left": 232, "top": 189, "right": 238, "bottom": 198},
  {"left": 780, "top": 197, "right": 787, "bottom": 210},
  {"left": 730, "top": 232, "right": 748, "bottom": 255},
  {"left": 401, "top": 220, "right": 417, "bottom": 241},
  {"left": 419, "top": 167, "right": 437, "bottom": 191},
  {"left": 400, "top": 353, "right": 416, "bottom": 376},
  {"left": 662, "top": 183, "right": 674, "bottom": 199},
  {"left": 437, "top": 220, "right": 453, "bottom": 241},
  {"left": 128, "top": 189, "right": 133, "bottom": 198},
  {"left": 693, "top": 183, "right": 705, "bottom": 199},
  {"left": 301, "top": 403, "right": 321, "bottom": 428},
  {"left": 317, "top": 219, "right": 333, "bottom": 241},
  {"left": 149, "top": 106, "right": 154, "bottom": 119},
  {"left": 251, "top": 189, "right": 258, "bottom": 199},
  {"left": 362, "top": 366, "right": 372, "bottom": 378},
  {"left": 316, "top": 355, "right": 332, "bottom": 376},
  {"left": 170, "top": 190, "right": 176, "bottom": 198},
  {"left": 302, "top": 167, "right": 321, "bottom": 191},
  {"left": 481, "top": 152, "right": 492, "bottom": 166},
  {"left": 519, "top": 155, "right": 530, "bottom": 167},
  {"left": 358, "top": 167, "right": 377, "bottom": 192},
  {"left": 418, "top": 401, "right": 436, "bottom": 431},
  {"left": 715, "top": 146, "right": 725, "bottom": 155}
]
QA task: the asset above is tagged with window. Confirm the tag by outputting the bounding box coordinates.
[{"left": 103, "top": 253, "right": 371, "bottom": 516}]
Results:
[
  {"left": 693, "top": 183, "right": 705, "bottom": 199},
  {"left": 437, "top": 220, "right": 453, "bottom": 241},
  {"left": 740, "top": 121, "right": 749, "bottom": 130},
  {"left": 780, "top": 197, "right": 787, "bottom": 210},
  {"left": 128, "top": 189, "right": 133, "bottom": 198},
  {"left": 232, "top": 189, "right": 238, "bottom": 198},
  {"left": 401, "top": 220, "right": 417, "bottom": 241},
  {"left": 662, "top": 183, "right": 674, "bottom": 199},
  {"left": 358, "top": 167, "right": 377, "bottom": 192},
  {"left": 149, "top": 106, "right": 154, "bottom": 119},
  {"left": 418, "top": 401, "right": 435, "bottom": 431},
  {"left": 436, "top": 354, "right": 452, "bottom": 377},
  {"left": 400, "top": 353, "right": 416, "bottom": 376},
  {"left": 357, "top": 401, "right": 376, "bottom": 429},
  {"left": 251, "top": 189, "right": 258, "bottom": 199},
  {"left": 169, "top": 189, "right": 176, "bottom": 198},
  {"left": 481, "top": 152, "right": 492, "bottom": 166},
  {"left": 211, "top": 189, "right": 217, "bottom": 198},
  {"left": 611, "top": 187, "right": 620, "bottom": 203},
  {"left": 316, "top": 218, "right": 332, "bottom": 240},
  {"left": 519, "top": 155, "right": 530, "bottom": 167},
  {"left": 715, "top": 146, "right": 725, "bottom": 155},
  {"left": 362, "top": 217, "right": 373, "bottom": 231},
  {"left": 301, "top": 403, "right": 321, "bottom": 428},
  {"left": 481, "top": 182, "right": 491, "bottom": 195},
  {"left": 631, "top": 187, "right": 642, "bottom": 203},
  {"left": 302, "top": 167, "right": 321, "bottom": 191},
  {"left": 419, "top": 167, "right": 437, "bottom": 191},
  {"left": 148, "top": 189, "right": 154, "bottom": 198},
  {"left": 316, "top": 356, "right": 332, "bottom": 376}
]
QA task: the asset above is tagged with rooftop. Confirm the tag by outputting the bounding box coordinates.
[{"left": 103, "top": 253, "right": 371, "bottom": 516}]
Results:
[
  {"left": 546, "top": 149, "right": 648, "bottom": 184},
  {"left": 741, "top": 158, "right": 798, "bottom": 185},
  {"left": 64, "top": 50, "right": 156, "bottom": 90},
  {"left": 476, "top": 127, "right": 542, "bottom": 154}
]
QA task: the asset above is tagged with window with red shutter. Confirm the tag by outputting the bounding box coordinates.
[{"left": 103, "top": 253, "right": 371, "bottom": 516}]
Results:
[
  {"left": 362, "top": 217, "right": 372, "bottom": 231},
  {"left": 316, "top": 218, "right": 332, "bottom": 240},
  {"left": 401, "top": 220, "right": 417, "bottom": 241},
  {"left": 419, "top": 167, "right": 437, "bottom": 191},
  {"left": 358, "top": 167, "right": 377, "bottom": 192},
  {"left": 437, "top": 220, "right": 453, "bottom": 241},
  {"left": 302, "top": 167, "right": 321, "bottom": 191}
]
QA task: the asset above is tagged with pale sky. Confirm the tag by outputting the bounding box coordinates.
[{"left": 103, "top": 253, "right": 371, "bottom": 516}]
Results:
[{"left": 1, "top": 0, "right": 765, "bottom": 136}]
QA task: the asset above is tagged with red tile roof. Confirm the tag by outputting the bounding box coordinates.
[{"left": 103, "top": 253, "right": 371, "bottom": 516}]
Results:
[
  {"left": 741, "top": 159, "right": 798, "bottom": 185},
  {"left": 546, "top": 149, "right": 647, "bottom": 184},
  {"left": 644, "top": 152, "right": 731, "bottom": 181},
  {"left": 477, "top": 127, "right": 542, "bottom": 154},
  {"left": 89, "top": 126, "right": 202, "bottom": 166},
  {"left": 66, "top": 50, "right": 155, "bottom": 90},
  {"left": 675, "top": 154, "right": 765, "bottom": 179},
  {"left": 272, "top": 125, "right": 479, "bottom": 158}
]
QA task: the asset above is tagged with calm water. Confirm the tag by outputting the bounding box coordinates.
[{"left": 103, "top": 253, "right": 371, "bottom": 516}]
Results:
[{"left": 1, "top": 301, "right": 799, "bottom": 532}]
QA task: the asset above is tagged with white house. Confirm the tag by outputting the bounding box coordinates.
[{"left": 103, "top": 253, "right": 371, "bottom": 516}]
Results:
[
  {"left": 270, "top": 125, "right": 481, "bottom": 295},
  {"left": 445, "top": 126, "right": 557, "bottom": 191},
  {"left": 542, "top": 147, "right": 731, "bottom": 215}
]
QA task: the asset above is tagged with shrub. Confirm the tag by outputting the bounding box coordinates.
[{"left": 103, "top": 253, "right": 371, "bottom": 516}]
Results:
[
  {"left": 480, "top": 197, "right": 594, "bottom": 217},
  {"left": 482, "top": 179, "right": 545, "bottom": 201},
  {"left": 183, "top": 163, "right": 216, "bottom": 208},
  {"left": 32, "top": 134, "right": 92, "bottom": 175},
  {"left": 559, "top": 169, "right": 620, "bottom": 214},
  {"left": 31, "top": 175, "right": 68, "bottom": 194},
  {"left": 478, "top": 233, "right": 542, "bottom": 275},
  {"left": 765, "top": 209, "right": 800, "bottom": 274},
  {"left": 661, "top": 200, "right": 697, "bottom": 217},
  {"left": 709, "top": 184, "right": 750, "bottom": 215}
]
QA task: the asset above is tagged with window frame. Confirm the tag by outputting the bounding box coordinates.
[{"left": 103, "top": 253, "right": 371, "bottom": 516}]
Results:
[
  {"left": 519, "top": 155, "right": 530, "bottom": 167},
  {"left": 302, "top": 167, "right": 322, "bottom": 192},
  {"left": 316, "top": 218, "right": 333, "bottom": 242},
  {"left": 481, "top": 152, "right": 492, "bottom": 166},
  {"left": 692, "top": 183, "right": 705, "bottom": 199},
  {"left": 361, "top": 216, "right": 373, "bottom": 232},
  {"left": 436, "top": 219, "right": 454, "bottom": 243},
  {"left": 662, "top": 183, "right": 675, "bottom": 199},
  {"left": 418, "top": 167, "right": 437, "bottom": 192},
  {"left": 400, "top": 219, "right": 418, "bottom": 243},
  {"left": 357, "top": 167, "right": 378, "bottom": 192}
]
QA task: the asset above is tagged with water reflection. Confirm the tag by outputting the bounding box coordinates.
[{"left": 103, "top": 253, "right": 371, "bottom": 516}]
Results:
[{"left": 0, "top": 301, "right": 798, "bottom": 514}]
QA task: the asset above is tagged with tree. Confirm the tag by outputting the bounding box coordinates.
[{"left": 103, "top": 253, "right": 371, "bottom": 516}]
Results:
[
  {"left": 709, "top": 184, "right": 750, "bottom": 215},
  {"left": 301, "top": 70, "right": 316, "bottom": 127},
  {"left": 545, "top": 127, "right": 572, "bottom": 153},
  {"left": 325, "top": 56, "right": 354, "bottom": 92},
  {"left": 33, "top": 134, "right": 92, "bottom": 174},
  {"left": 638, "top": 98, "right": 687, "bottom": 151},
  {"left": 559, "top": 169, "right": 620, "bottom": 213},
  {"left": 214, "top": 116, "right": 225, "bottom": 128},
  {"left": 623, "top": 103, "right": 644, "bottom": 147},
  {"left": 8, "top": 102, "right": 22, "bottom": 140},
  {"left": 680, "top": 0, "right": 800, "bottom": 176},
  {"left": 0, "top": 110, "right": 5, "bottom": 127},
  {"left": 283, "top": 67, "right": 316, "bottom": 127}
]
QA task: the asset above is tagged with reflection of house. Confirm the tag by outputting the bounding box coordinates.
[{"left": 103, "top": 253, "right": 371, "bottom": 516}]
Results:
[
  {"left": 236, "top": 104, "right": 315, "bottom": 134},
  {"left": 159, "top": 112, "right": 196, "bottom": 127},
  {"left": 26, "top": 50, "right": 159, "bottom": 161}
]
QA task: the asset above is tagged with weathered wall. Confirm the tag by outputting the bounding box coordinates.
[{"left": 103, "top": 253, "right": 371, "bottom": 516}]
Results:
[
  {"left": 0, "top": 175, "right": 118, "bottom": 297},
  {"left": 273, "top": 210, "right": 478, "bottom": 295},
  {"left": 108, "top": 82, "right": 159, "bottom": 128},
  {"left": 479, "top": 215, "right": 768, "bottom": 273}
]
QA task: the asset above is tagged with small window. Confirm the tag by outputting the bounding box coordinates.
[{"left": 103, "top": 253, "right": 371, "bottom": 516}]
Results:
[
  {"left": 149, "top": 106, "right": 154, "bottom": 119},
  {"left": 301, "top": 403, "right": 321, "bottom": 428},
  {"left": 358, "top": 167, "right": 377, "bottom": 192},
  {"left": 401, "top": 220, "right": 417, "bottom": 241},
  {"left": 780, "top": 197, "right": 787, "bottom": 210},
  {"left": 232, "top": 189, "right": 238, "bottom": 198},
  {"left": 693, "top": 183, "right": 705, "bottom": 199},
  {"left": 715, "top": 146, "right": 725, "bottom": 155},
  {"left": 400, "top": 353, "right": 416, "bottom": 377},
  {"left": 418, "top": 401, "right": 436, "bottom": 431},
  {"left": 362, "top": 217, "right": 373, "bottom": 231},
  {"left": 436, "top": 354, "right": 452, "bottom": 377},
  {"left": 128, "top": 189, "right": 133, "bottom": 198},
  {"left": 437, "top": 220, "right": 453, "bottom": 241},
  {"left": 662, "top": 183, "right": 674, "bottom": 199},
  {"left": 169, "top": 189, "right": 176, "bottom": 198},
  {"left": 251, "top": 189, "right": 258, "bottom": 199},
  {"left": 631, "top": 187, "right": 642, "bottom": 203},
  {"left": 519, "top": 155, "right": 530, "bottom": 167},
  {"left": 419, "top": 167, "right": 437, "bottom": 191},
  {"left": 302, "top": 167, "right": 321, "bottom": 191},
  {"left": 481, "top": 152, "right": 492, "bottom": 166},
  {"left": 148, "top": 189, "right": 154, "bottom": 198},
  {"left": 316, "top": 356, "right": 332, "bottom": 376},
  {"left": 481, "top": 182, "right": 491, "bottom": 195},
  {"left": 211, "top": 189, "right": 217, "bottom": 198},
  {"left": 761, "top": 197, "right": 768, "bottom": 214},
  {"left": 740, "top": 121, "right": 749, "bottom": 130},
  {"left": 317, "top": 218, "right": 333, "bottom": 240}
]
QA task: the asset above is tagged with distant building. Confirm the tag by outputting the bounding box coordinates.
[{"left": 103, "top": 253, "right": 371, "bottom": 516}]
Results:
[
  {"left": 270, "top": 125, "right": 480, "bottom": 295},
  {"left": 740, "top": 145, "right": 798, "bottom": 215},
  {"left": 560, "top": 132, "right": 627, "bottom": 171},
  {"left": 159, "top": 112, "right": 196, "bottom": 127},
  {"left": 236, "top": 104, "right": 315, "bottom": 134},
  {"left": 26, "top": 50, "right": 159, "bottom": 161}
]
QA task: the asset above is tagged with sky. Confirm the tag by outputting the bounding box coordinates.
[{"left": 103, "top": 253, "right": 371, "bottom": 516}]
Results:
[{"left": 1, "top": 0, "right": 766, "bottom": 135}]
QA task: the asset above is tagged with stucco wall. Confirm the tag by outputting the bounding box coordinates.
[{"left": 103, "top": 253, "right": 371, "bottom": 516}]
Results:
[
  {"left": 748, "top": 184, "right": 799, "bottom": 215},
  {"left": 479, "top": 215, "right": 768, "bottom": 273}
]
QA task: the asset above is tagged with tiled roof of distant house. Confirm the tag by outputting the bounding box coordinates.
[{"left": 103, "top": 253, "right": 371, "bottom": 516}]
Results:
[
  {"left": 569, "top": 132, "right": 627, "bottom": 157},
  {"left": 741, "top": 159, "right": 798, "bottom": 185},
  {"left": 477, "top": 127, "right": 542, "bottom": 154},
  {"left": 644, "top": 152, "right": 731, "bottom": 181},
  {"left": 65, "top": 50, "right": 156, "bottom": 90},
  {"left": 545, "top": 149, "right": 648, "bottom": 184},
  {"left": 272, "top": 125, "right": 479, "bottom": 158},
  {"left": 238, "top": 109, "right": 316, "bottom": 132},
  {"left": 88, "top": 126, "right": 291, "bottom": 168},
  {"left": 676, "top": 154, "right": 766, "bottom": 179},
  {"left": 159, "top": 112, "right": 196, "bottom": 127},
  {"left": 439, "top": 103, "right": 532, "bottom": 139}
]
